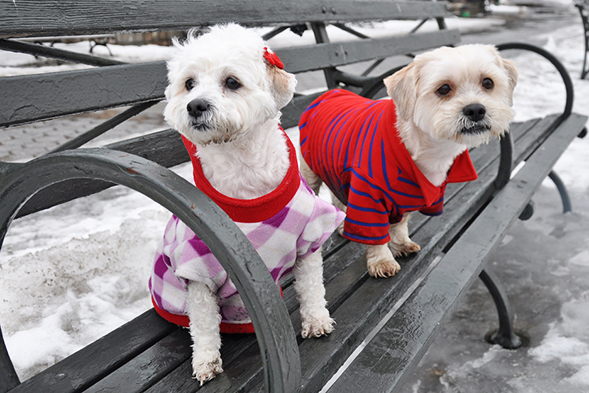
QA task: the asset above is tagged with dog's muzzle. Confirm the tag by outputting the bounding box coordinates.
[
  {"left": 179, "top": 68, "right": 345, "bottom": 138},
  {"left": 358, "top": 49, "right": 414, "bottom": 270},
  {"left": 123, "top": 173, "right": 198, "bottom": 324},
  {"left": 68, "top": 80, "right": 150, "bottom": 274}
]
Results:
[
  {"left": 187, "top": 98, "right": 211, "bottom": 131},
  {"left": 461, "top": 104, "right": 491, "bottom": 135}
]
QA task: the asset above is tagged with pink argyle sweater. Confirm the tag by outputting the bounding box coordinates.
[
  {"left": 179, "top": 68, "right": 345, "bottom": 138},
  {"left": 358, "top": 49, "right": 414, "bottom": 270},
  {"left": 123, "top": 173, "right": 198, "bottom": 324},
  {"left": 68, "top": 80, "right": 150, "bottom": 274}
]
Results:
[{"left": 149, "top": 131, "right": 344, "bottom": 333}]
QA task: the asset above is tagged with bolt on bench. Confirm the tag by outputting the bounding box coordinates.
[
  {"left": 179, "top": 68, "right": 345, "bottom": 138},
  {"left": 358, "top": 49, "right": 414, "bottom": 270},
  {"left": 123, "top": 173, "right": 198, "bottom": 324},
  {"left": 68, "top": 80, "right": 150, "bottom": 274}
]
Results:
[{"left": 0, "top": 1, "right": 587, "bottom": 392}]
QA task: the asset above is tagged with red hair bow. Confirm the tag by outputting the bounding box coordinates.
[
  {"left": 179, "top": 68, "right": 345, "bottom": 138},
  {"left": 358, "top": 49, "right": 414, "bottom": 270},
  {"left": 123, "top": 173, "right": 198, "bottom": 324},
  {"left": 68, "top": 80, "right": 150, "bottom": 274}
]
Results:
[{"left": 263, "top": 47, "right": 284, "bottom": 70}]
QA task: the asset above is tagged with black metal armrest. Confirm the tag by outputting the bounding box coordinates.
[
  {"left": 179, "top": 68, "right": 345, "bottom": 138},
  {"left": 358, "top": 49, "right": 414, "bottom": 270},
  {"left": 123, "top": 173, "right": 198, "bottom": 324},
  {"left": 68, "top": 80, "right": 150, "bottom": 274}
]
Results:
[
  {"left": 493, "top": 42, "right": 575, "bottom": 190},
  {"left": 497, "top": 42, "right": 574, "bottom": 122}
]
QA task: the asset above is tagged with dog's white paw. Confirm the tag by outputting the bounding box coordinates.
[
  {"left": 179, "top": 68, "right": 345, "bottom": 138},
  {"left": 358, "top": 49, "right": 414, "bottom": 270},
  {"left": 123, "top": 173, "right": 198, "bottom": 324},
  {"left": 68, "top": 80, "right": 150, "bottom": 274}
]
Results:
[
  {"left": 301, "top": 312, "right": 335, "bottom": 338},
  {"left": 367, "top": 259, "right": 401, "bottom": 278},
  {"left": 192, "top": 350, "right": 223, "bottom": 386},
  {"left": 366, "top": 244, "right": 401, "bottom": 278},
  {"left": 389, "top": 239, "right": 421, "bottom": 258}
]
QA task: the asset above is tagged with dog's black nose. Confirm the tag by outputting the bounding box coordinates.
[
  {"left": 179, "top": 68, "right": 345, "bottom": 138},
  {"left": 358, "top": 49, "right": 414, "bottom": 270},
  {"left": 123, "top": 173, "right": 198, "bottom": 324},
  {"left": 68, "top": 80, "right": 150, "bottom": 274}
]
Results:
[
  {"left": 187, "top": 99, "right": 210, "bottom": 118},
  {"left": 463, "top": 104, "right": 486, "bottom": 122}
]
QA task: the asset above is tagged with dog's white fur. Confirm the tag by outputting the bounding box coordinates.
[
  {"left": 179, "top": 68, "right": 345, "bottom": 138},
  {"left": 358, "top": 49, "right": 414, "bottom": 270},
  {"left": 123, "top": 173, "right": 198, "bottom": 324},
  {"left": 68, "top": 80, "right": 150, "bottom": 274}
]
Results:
[
  {"left": 301, "top": 44, "right": 518, "bottom": 278},
  {"left": 164, "top": 24, "right": 334, "bottom": 384}
]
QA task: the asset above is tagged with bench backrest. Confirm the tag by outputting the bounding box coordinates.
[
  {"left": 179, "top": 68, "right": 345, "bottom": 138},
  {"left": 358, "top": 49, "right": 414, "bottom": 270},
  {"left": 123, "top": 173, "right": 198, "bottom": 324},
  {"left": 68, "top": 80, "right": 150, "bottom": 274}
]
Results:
[{"left": 0, "top": 0, "right": 458, "bottom": 217}]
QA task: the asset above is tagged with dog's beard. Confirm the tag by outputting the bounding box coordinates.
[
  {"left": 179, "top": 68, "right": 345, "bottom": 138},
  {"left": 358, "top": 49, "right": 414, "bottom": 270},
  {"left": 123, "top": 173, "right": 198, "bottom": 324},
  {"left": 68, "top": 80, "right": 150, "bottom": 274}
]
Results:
[
  {"left": 189, "top": 106, "right": 217, "bottom": 132},
  {"left": 459, "top": 118, "right": 492, "bottom": 135},
  {"left": 185, "top": 113, "right": 238, "bottom": 146}
]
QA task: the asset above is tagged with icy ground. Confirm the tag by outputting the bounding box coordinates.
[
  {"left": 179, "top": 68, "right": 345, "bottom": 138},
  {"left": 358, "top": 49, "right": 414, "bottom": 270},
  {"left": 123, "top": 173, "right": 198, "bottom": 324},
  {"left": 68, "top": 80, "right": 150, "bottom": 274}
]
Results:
[{"left": 2, "top": 3, "right": 589, "bottom": 391}]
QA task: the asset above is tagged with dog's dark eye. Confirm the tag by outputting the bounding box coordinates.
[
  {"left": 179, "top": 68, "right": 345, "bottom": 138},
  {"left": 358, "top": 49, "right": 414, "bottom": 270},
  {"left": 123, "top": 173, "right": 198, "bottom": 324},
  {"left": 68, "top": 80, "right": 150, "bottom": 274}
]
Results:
[
  {"left": 436, "top": 84, "right": 452, "bottom": 97},
  {"left": 482, "top": 78, "right": 494, "bottom": 90},
  {"left": 225, "top": 77, "right": 242, "bottom": 91},
  {"left": 185, "top": 78, "right": 196, "bottom": 91}
]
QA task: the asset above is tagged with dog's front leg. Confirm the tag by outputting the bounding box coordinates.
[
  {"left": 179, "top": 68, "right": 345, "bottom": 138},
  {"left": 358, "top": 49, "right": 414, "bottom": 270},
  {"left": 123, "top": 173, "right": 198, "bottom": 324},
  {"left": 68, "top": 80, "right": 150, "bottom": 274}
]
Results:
[
  {"left": 294, "top": 248, "right": 335, "bottom": 338},
  {"left": 299, "top": 157, "right": 323, "bottom": 195},
  {"left": 186, "top": 281, "right": 223, "bottom": 385},
  {"left": 388, "top": 213, "right": 420, "bottom": 257},
  {"left": 366, "top": 243, "right": 401, "bottom": 278}
]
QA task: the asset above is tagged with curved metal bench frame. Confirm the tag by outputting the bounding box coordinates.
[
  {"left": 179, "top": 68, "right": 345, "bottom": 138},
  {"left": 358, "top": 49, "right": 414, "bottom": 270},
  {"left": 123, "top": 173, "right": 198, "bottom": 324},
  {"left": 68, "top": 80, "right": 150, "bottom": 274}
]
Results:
[{"left": 0, "top": 149, "right": 301, "bottom": 393}]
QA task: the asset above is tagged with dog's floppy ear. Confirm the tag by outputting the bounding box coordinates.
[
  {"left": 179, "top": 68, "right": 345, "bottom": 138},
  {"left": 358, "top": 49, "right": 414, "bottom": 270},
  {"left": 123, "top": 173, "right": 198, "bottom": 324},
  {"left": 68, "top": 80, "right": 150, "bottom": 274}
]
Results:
[
  {"left": 266, "top": 65, "right": 297, "bottom": 110},
  {"left": 383, "top": 63, "right": 417, "bottom": 122},
  {"left": 501, "top": 58, "right": 518, "bottom": 106},
  {"left": 263, "top": 47, "right": 297, "bottom": 109}
]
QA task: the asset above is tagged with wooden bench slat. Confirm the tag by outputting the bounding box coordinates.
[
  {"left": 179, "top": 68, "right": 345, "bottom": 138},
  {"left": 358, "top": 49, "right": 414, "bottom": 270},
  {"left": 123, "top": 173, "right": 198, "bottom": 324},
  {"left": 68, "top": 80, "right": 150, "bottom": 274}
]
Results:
[
  {"left": 282, "top": 93, "right": 325, "bottom": 130},
  {"left": 0, "top": 62, "right": 167, "bottom": 128},
  {"left": 0, "top": 1, "right": 450, "bottom": 39},
  {"left": 9, "top": 310, "right": 177, "bottom": 393},
  {"left": 512, "top": 115, "right": 565, "bottom": 163},
  {"left": 279, "top": 30, "right": 461, "bottom": 74},
  {"left": 325, "top": 113, "right": 588, "bottom": 393},
  {"left": 83, "top": 329, "right": 192, "bottom": 393}
]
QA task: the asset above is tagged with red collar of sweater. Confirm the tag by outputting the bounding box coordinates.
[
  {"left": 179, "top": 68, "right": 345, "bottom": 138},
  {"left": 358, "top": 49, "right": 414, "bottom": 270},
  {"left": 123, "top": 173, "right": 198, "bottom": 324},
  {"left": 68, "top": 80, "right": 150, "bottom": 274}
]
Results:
[{"left": 181, "top": 127, "right": 300, "bottom": 223}]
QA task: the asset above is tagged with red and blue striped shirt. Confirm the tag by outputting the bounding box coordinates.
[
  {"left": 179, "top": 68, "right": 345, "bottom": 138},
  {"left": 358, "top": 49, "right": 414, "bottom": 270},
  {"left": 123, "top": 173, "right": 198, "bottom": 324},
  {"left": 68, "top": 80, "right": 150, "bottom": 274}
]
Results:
[{"left": 299, "top": 89, "right": 478, "bottom": 245}]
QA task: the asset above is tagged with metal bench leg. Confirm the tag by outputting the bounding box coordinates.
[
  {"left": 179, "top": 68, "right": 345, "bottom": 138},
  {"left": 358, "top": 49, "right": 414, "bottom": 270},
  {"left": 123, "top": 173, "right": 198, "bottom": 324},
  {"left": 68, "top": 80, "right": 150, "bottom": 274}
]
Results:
[
  {"left": 548, "top": 170, "right": 572, "bottom": 213},
  {"left": 479, "top": 268, "right": 522, "bottom": 349}
]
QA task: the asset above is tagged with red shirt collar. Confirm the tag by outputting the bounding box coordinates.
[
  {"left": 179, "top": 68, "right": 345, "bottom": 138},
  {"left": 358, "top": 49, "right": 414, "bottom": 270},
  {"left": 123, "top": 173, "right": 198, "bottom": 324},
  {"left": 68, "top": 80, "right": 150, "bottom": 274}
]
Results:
[
  {"left": 381, "top": 100, "right": 478, "bottom": 206},
  {"left": 181, "top": 128, "right": 300, "bottom": 223}
]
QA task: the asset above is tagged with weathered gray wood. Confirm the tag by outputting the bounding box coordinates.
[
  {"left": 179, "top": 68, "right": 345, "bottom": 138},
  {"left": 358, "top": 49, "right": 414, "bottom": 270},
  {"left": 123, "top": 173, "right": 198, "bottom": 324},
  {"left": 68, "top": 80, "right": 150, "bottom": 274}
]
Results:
[
  {"left": 84, "top": 329, "right": 193, "bottom": 393},
  {"left": 0, "top": 0, "right": 450, "bottom": 39},
  {"left": 0, "top": 62, "right": 167, "bottom": 127},
  {"left": 0, "top": 38, "right": 124, "bottom": 66},
  {"left": 325, "top": 114, "right": 588, "bottom": 393},
  {"left": 511, "top": 115, "right": 563, "bottom": 163},
  {"left": 280, "top": 30, "right": 461, "bottom": 74},
  {"left": 8, "top": 310, "right": 177, "bottom": 393},
  {"left": 6, "top": 115, "right": 558, "bottom": 392}
]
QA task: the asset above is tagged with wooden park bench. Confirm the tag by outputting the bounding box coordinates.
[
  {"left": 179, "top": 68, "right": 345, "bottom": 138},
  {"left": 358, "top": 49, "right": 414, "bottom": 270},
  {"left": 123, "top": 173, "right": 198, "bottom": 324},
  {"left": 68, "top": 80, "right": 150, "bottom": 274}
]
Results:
[{"left": 0, "top": 1, "right": 586, "bottom": 392}]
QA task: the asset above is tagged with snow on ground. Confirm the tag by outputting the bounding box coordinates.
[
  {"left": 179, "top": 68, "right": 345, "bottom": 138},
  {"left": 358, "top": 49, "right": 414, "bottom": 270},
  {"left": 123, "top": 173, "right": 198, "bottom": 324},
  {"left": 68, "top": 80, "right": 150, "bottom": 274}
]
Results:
[{"left": 2, "top": 5, "right": 589, "bottom": 389}]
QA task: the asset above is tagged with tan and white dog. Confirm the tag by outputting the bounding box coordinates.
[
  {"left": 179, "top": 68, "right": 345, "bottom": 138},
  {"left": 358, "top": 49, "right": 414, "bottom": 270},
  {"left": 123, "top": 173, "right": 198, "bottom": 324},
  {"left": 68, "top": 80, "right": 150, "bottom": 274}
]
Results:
[
  {"left": 299, "top": 44, "right": 517, "bottom": 278},
  {"left": 152, "top": 24, "right": 343, "bottom": 385}
]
